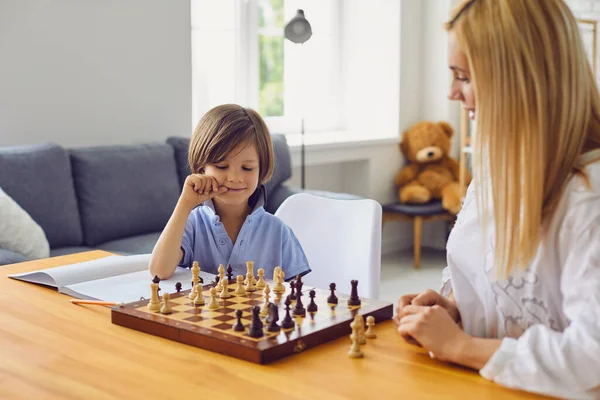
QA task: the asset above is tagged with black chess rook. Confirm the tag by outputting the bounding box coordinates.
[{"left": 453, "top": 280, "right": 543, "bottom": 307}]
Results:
[{"left": 348, "top": 280, "right": 361, "bottom": 307}]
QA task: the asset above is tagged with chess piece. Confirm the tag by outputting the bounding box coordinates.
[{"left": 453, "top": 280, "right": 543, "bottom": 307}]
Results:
[
  {"left": 327, "top": 282, "right": 338, "bottom": 304},
  {"left": 348, "top": 280, "right": 361, "bottom": 307},
  {"left": 266, "top": 303, "right": 281, "bottom": 332},
  {"left": 160, "top": 293, "right": 172, "bottom": 314},
  {"left": 216, "top": 264, "right": 225, "bottom": 291},
  {"left": 245, "top": 261, "right": 257, "bottom": 285},
  {"left": 207, "top": 287, "right": 220, "bottom": 310},
  {"left": 281, "top": 296, "right": 295, "bottom": 329},
  {"left": 292, "top": 275, "right": 306, "bottom": 317},
  {"left": 260, "top": 284, "right": 271, "bottom": 317},
  {"left": 356, "top": 315, "right": 366, "bottom": 344},
  {"left": 175, "top": 282, "right": 182, "bottom": 293},
  {"left": 256, "top": 268, "right": 266, "bottom": 290},
  {"left": 245, "top": 271, "right": 257, "bottom": 292},
  {"left": 348, "top": 315, "right": 364, "bottom": 358},
  {"left": 272, "top": 266, "right": 285, "bottom": 294},
  {"left": 365, "top": 316, "right": 377, "bottom": 339},
  {"left": 289, "top": 281, "right": 296, "bottom": 301},
  {"left": 193, "top": 283, "right": 205, "bottom": 306},
  {"left": 234, "top": 275, "right": 246, "bottom": 296},
  {"left": 148, "top": 276, "right": 161, "bottom": 312},
  {"left": 307, "top": 290, "right": 318, "bottom": 313},
  {"left": 219, "top": 277, "right": 231, "bottom": 299},
  {"left": 248, "top": 306, "right": 264, "bottom": 338},
  {"left": 233, "top": 309, "right": 245, "bottom": 332},
  {"left": 226, "top": 264, "right": 233, "bottom": 281},
  {"left": 189, "top": 261, "right": 201, "bottom": 300}
]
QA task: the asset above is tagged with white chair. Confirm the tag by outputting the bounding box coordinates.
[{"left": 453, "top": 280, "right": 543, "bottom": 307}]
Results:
[{"left": 275, "top": 193, "right": 382, "bottom": 299}]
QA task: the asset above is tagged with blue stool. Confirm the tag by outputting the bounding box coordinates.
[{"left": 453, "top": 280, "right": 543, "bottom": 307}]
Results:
[{"left": 382, "top": 201, "right": 455, "bottom": 269}]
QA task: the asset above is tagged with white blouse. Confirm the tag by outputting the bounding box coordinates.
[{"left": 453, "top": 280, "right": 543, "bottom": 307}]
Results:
[{"left": 442, "top": 149, "right": 600, "bottom": 399}]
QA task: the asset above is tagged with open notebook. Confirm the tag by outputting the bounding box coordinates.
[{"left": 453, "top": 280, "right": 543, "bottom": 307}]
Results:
[{"left": 8, "top": 254, "right": 215, "bottom": 304}]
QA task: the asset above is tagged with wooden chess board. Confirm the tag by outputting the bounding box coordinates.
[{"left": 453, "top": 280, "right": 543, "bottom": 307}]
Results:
[{"left": 111, "top": 280, "right": 393, "bottom": 364}]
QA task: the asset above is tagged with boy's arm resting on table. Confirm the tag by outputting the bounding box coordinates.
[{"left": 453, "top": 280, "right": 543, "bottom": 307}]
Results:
[
  {"left": 459, "top": 223, "right": 600, "bottom": 399},
  {"left": 149, "top": 202, "right": 193, "bottom": 279}
]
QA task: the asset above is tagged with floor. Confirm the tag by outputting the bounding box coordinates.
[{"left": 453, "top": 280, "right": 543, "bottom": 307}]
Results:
[{"left": 378, "top": 248, "right": 447, "bottom": 306}]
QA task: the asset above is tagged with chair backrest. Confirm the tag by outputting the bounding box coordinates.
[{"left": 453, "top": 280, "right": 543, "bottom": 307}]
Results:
[{"left": 275, "top": 193, "right": 382, "bottom": 299}]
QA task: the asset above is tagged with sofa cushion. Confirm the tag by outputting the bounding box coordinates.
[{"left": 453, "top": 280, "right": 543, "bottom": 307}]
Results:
[
  {"left": 0, "top": 143, "right": 83, "bottom": 248},
  {"left": 70, "top": 144, "right": 180, "bottom": 246},
  {"left": 96, "top": 232, "right": 161, "bottom": 255},
  {"left": 166, "top": 136, "right": 191, "bottom": 188},
  {"left": 0, "top": 187, "right": 50, "bottom": 260},
  {"left": 0, "top": 249, "right": 29, "bottom": 266}
]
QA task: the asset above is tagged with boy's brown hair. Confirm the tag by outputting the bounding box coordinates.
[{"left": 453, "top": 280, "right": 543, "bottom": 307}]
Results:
[{"left": 188, "top": 104, "right": 274, "bottom": 185}]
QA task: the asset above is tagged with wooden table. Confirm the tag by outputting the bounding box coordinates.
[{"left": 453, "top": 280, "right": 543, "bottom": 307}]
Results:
[{"left": 0, "top": 251, "right": 547, "bottom": 400}]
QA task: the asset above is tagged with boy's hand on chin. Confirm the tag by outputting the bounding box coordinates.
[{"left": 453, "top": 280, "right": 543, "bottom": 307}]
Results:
[{"left": 179, "top": 174, "right": 228, "bottom": 210}]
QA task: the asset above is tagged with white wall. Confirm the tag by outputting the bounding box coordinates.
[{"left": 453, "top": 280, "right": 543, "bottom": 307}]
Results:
[{"left": 0, "top": 0, "right": 191, "bottom": 147}]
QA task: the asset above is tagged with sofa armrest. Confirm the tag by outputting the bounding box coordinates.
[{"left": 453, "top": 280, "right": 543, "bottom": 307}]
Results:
[
  {"left": 265, "top": 184, "right": 363, "bottom": 214},
  {"left": 0, "top": 249, "right": 29, "bottom": 266}
]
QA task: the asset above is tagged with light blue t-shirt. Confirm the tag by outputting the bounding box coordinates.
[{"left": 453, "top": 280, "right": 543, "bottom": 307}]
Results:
[{"left": 178, "top": 197, "right": 310, "bottom": 281}]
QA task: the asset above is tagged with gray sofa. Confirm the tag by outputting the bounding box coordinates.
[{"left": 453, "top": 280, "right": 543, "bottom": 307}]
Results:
[{"left": 0, "top": 134, "right": 358, "bottom": 266}]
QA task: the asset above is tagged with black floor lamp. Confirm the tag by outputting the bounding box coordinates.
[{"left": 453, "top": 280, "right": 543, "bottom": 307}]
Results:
[{"left": 284, "top": 9, "right": 312, "bottom": 190}]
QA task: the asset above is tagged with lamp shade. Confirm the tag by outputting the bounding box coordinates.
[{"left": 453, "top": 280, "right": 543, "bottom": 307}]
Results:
[{"left": 284, "top": 9, "right": 312, "bottom": 44}]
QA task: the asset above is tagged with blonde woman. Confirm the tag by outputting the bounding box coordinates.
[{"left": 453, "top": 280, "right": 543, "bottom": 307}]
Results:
[{"left": 395, "top": 0, "right": 600, "bottom": 397}]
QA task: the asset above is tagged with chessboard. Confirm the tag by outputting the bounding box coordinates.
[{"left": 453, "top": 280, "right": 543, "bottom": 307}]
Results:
[{"left": 111, "top": 277, "right": 393, "bottom": 364}]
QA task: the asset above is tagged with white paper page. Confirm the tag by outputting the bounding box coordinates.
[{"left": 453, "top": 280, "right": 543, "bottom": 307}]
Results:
[
  {"left": 61, "top": 267, "right": 216, "bottom": 304},
  {"left": 8, "top": 254, "right": 152, "bottom": 289}
]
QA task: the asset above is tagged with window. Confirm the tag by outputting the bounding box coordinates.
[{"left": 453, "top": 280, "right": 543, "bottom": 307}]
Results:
[{"left": 191, "top": 0, "right": 343, "bottom": 135}]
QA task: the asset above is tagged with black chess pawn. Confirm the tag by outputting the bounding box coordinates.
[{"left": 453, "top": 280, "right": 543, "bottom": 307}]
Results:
[
  {"left": 348, "top": 279, "right": 361, "bottom": 306},
  {"left": 289, "top": 281, "right": 296, "bottom": 301},
  {"left": 175, "top": 282, "right": 182, "bottom": 293},
  {"left": 152, "top": 275, "right": 160, "bottom": 284},
  {"left": 226, "top": 264, "right": 233, "bottom": 281},
  {"left": 266, "top": 303, "right": 281, "bottom": 332},
  {"left": 233, "top": 309, "right": 245, "bottom": 332},
  {"left": 248, "top": 306, "right": 264, "bottom": 338},
  {"left": 327, "top": 282, "right": 338, "bottom": 304},
  {"left": 292, "top": 275, "right": 306, "bottom": 317},
  {"left": 307, "top": 290, "right": 318, "bottom": 313},
  {"left": 281, "top": 296, "right": 295, "bottom": 329}
]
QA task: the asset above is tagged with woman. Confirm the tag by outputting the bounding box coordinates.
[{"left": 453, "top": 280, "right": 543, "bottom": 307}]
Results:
[{"left": 395, "top": 0, "right": 600, "bottom": 398}]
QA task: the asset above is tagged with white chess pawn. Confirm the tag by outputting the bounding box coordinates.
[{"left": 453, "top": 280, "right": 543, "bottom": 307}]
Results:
[
  {"left": 256, "top": 268, "right": 266, "bottom": 290},
  {"left": 365, "top": 316, "right": 377, "bottom": 339},
  {"left": 207, "top": 287, "right": 220, "bottom": 310},
  {"left": 160, "top": 293, "right": 172, "bottom": 314},
  {"left": 219, "top": 277, "right": 231, "bottom": 299},
  {"left": 260, "top": 284, "right": 271, "bottom": 317},
  {"left": 245, "top": 271, "right": 256, "bottom": 292},
  {"left": 234, "top": 275, "right": 246, "bottom": 296},
  {"left": 193, "top": 284, "right": 205, "bottom": 306}
]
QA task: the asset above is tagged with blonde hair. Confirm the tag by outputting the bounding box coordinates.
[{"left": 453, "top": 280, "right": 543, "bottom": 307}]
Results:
[
  {"left": 188, "top": 104, "right": 274, "bottom": 185},
  {"left": 446, "top": 0, "right": 600, "bottom": 278}
]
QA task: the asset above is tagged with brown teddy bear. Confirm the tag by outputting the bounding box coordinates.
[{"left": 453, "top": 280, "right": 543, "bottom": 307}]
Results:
[{"left": 394, "top": 121, "right": 469, "bottom": 215}]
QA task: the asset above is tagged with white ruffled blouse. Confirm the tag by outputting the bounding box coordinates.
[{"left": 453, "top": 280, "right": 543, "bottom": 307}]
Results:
[{"left": 441, "top": 149, "right": 600, "bottom": 399}]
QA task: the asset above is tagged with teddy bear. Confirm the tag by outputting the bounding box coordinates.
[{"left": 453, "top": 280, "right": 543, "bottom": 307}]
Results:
[{"left": 394, "top": 121, "right": 469, "bottom": 215}]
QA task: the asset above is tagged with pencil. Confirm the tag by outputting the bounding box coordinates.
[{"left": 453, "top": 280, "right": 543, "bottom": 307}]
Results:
[{"left": 69, "top": 299, "right": 124, "bottom": 307}]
